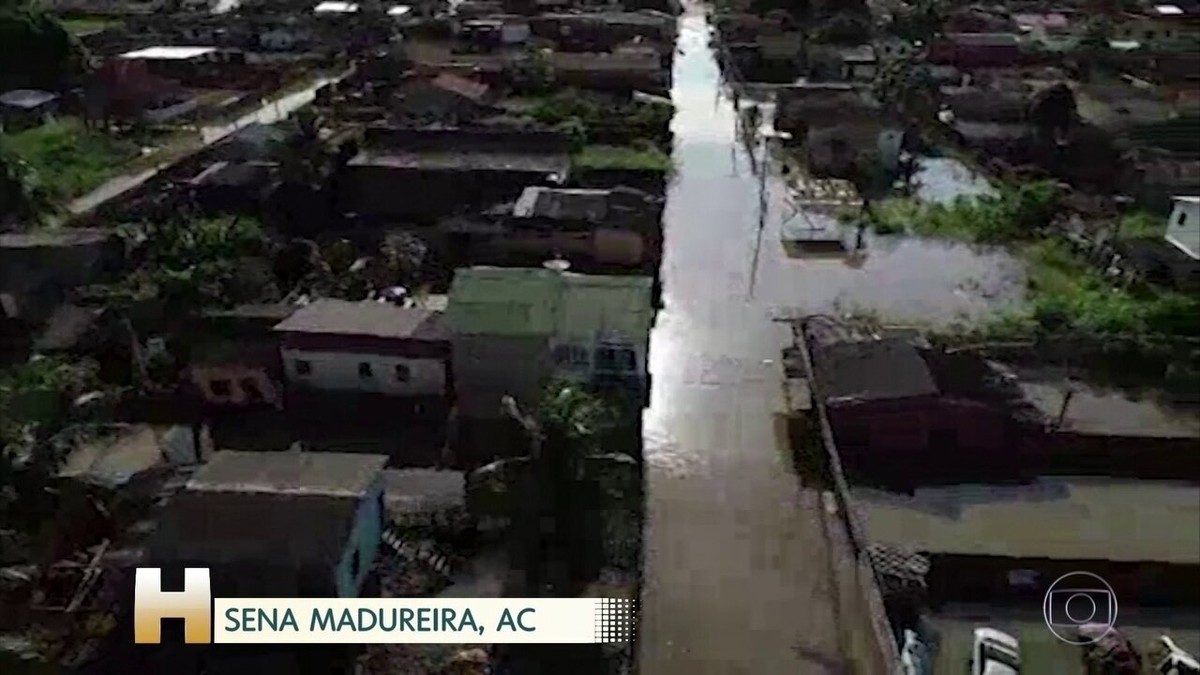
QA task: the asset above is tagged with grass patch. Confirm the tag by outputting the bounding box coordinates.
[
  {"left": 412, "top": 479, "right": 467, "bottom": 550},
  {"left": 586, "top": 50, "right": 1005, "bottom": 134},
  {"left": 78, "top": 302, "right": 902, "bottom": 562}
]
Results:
[
  {"left": 573, "top": 143, "right": 671, "bottom": 172},
  {"left": 1116, "top": 210, "right": 1166, "bottom": 239},
  {"left": 869, "top": 181, "right": 1061, "bottom": 244},
  {"left": 1, "top": 119, "right": 139, "bottom": 201},
  {"left": 522, "top": 89, "right": 673, "bottom": 147},
  {"left": 869, "top": 184, "right": 1200, "bottom": 342}
]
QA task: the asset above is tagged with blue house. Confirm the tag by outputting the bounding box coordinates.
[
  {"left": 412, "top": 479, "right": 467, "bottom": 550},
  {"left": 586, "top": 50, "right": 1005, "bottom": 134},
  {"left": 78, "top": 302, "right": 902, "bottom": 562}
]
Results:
[{"left": 149, "top": 450, "right": 388, "bottom": 598}]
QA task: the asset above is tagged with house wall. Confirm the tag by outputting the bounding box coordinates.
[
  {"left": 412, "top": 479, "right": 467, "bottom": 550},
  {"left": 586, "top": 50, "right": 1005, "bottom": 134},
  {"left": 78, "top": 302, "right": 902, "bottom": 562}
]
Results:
[
  {"left": 342, "top": 165, "right": 562, "bottom": 220},
  {"left": 1166, "top": 199, "right": 1200, "bottom": 259},
  {"left": 281, "top": 348, "right": 447, "bottom": 396},
  {"left": 828, "top": 396, "right": 1015, "bottom": 485},
  {"left": 452, "top": 333, "right": 552, "bottom": 417},
  {"left": 334, "top": 478, "right": 385, "bottom": 598},
  {"left": 924, "top": 554, "right": 1200, "bottom": 607}
]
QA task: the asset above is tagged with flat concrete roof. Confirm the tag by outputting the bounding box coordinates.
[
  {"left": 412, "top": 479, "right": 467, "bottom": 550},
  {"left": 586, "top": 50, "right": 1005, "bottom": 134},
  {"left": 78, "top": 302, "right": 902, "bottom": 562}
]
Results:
[
  {"left": 119, "top": 46, "right": 217, "bottom": 60},
  {"left": 187, "top": 450, "right": 387, "bottom": 497},
  {"left": 854, "top": 477, "right": 1200, "bottom": 564}
]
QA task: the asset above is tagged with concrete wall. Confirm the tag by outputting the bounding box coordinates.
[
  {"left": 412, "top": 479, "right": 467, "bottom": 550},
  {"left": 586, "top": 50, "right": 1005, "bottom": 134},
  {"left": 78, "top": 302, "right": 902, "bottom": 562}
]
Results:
[
  {"left": 334, "top": 478, "right": 385, "bottom": 598},
  {"left": 924, "top": 554, "right": 1200, "bottom": 607},
  {"left": 282, "top": 348, "right": 446, "bottom": 396},
  {"left": 452, "top": 333, "right": 551, "bottom": 417}
]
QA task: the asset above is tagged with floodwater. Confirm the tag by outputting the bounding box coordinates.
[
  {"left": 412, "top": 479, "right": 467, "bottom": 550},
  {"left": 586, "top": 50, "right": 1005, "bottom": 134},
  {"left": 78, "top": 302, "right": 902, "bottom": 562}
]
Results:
[
  {"left": 914, "top": 156, "right": 997, "bottom": 205},
  {"left": 638, "top": 4, "right": 1024, "bottom": 673}
]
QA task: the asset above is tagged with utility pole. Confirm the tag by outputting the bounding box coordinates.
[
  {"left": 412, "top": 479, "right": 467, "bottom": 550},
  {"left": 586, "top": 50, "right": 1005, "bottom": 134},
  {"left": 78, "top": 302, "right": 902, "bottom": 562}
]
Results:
[{"left": 749, "top": 132, "right": 769, "bottom": 298}]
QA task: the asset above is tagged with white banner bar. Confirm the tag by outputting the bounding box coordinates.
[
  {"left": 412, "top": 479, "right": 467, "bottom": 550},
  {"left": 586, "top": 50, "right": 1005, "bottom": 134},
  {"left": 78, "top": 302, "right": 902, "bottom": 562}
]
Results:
[{"left": 212, "top": 597, "right": 635, "bottom": 644}]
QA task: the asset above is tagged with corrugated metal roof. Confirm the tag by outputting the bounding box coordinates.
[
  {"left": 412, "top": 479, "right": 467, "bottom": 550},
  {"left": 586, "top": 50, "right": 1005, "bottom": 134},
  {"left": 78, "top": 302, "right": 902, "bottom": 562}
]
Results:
[
  {"left": 273, "top": 298, "right": 447, "bottom": 340},
  {"left": 445, "top": 267, "right": 653, "bottom": 338},
  {"left": 118, "top": 46, "right": 217, "bottom": 60},
  {"left": 0, "top": 89, "right": 58, "bottom": 109}
]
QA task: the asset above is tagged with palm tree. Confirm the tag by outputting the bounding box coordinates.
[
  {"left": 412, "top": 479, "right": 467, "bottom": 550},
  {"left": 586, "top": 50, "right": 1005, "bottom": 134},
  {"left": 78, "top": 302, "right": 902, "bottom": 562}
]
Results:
[{"left": 469, "top": 382, "right": 625, "bottom": 596}]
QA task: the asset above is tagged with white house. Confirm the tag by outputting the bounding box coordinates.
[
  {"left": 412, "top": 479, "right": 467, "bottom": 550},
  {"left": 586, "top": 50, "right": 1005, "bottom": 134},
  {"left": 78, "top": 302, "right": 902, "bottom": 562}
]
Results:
[
  {"left": 1166, "top": 195, "right": 1200, "bottom": 260},
  {"left": 273, "top": 299, "right": 450, "bottom": 398}
]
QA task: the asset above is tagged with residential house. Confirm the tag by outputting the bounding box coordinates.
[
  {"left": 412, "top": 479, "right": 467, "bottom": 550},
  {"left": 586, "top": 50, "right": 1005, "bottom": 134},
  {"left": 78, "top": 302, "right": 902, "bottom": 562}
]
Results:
[
  {"left": 339, "top": 127, "right": 572, "bottom": 221},
  {"left": 457, "top": 17, "right": 531, "bottom": 50},
  {"left": 391, "top": 72, "right": 495, "bottom": 124},
  {"left": 90, "top": 56, "right": 194, "bottom": 121},
  {"left": 836, "top": 45, "right": 877, "bottom": 82},
  {"left": 0, "top": 228, "right": 122, "bottom": 293},
  {"left": 445, "top": 266, "right": 654, "bottom": 420},
  {"left": 1115, "top": 5, "right": 1200, "bottom": 50},
  {"left": 773, "top": 82, "right": 876, "bottom": 139},
  {"left": 938, "top": 84, "right": 1034, "bottom": 162},
  {"left": 550, "top": 48, "right": 669, "bottom": 93},
  {"left": 805, "top": 334, "right": 1200, "bottom": 487},
  {"left": 1167, "top": 195, "right": 1200, "bottom": 259},
  {"left": 1012, "top": 12, "right": 1079, "bottom": 52},
  {"left": 1120, "top": 146, "right": 1200, "bottom": 211},
  {"left": 528, "top": 11, "right": 675, "bottom": 51},
  {"left": 150, "top": 449, "right": 388, "bottom": 595},
  {"left": 927, "top": 33, "right": 1022, "bottom": 69},
  {"left": 0, "top": 89, "right": 60, "bottom": 131},
  {"left": 274, "top": 299, "right": 451, "bottom": 406},
  {"left": 468, "top": 185, "right": 662, "bottom": 271}
]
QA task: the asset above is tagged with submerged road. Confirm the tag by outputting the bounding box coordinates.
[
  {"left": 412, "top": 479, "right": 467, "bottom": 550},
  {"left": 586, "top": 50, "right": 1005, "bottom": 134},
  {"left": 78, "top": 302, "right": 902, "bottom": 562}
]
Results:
[{"left": 639, "top": 6, "right": 888, "bottom": 674}]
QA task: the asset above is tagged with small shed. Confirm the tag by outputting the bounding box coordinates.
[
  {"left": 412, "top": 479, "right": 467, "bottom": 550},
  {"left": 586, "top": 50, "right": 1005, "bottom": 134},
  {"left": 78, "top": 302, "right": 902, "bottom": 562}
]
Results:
[
  {"left": 0, "top": 89, "right": 59, "bottom": 131},
  {"left": 1166, "top": 195, "right": 1200, "bottom": 259}
]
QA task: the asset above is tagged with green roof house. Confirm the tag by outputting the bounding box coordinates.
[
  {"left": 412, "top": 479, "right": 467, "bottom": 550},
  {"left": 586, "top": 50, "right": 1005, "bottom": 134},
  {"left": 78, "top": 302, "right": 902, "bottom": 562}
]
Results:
[{"left": 446, "top": 266, "right": 653, "bottom": 418}]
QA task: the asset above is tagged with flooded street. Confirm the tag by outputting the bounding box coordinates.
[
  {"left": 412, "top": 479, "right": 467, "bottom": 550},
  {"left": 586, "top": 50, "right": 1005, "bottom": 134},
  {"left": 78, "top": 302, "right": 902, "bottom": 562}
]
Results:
[{"left": 639, "top": 5, "right": 1024, "bottom": 673}]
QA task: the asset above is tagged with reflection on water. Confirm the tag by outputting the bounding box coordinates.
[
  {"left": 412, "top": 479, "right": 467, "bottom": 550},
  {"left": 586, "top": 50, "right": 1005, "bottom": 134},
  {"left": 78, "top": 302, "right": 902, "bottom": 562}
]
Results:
[{"left": 914, "top": 156, "right": 997, "bottom": 205}]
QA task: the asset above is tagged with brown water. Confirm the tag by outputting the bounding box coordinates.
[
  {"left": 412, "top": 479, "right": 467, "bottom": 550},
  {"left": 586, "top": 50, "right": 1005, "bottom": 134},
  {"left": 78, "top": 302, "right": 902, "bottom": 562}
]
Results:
[{"left": 637, "top": 6, "right": 1024, "bottom": 673}]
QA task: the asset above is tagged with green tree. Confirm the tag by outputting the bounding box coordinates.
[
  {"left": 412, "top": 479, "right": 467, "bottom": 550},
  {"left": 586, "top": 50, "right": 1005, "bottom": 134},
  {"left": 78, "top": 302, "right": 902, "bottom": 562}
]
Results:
[
  {"left": 1028, "top": 83, "right": 1078, "bottom": 144},
  {"left": 90, "top": 216, "right": 269, "bottom": 312},
  {"left": 890, "top": 0, "right": 946, "bottom": 44},
  {"left": 872, "top": 54, "right": 937, "bottom": 118},
  {"left": 1, "top": 356, "right": 99, "bottom": 515},
  {"left": 0, "top": 146, "right": 59, "bottom": 227},
  {"left": 469, "top": 382, "right": 624, "bottom": 596},
  {"left": 810, "top": 12, "right": 872, "bottom": 46},
  {"left": 0, "top": 1, "right": 90, "bottom": 92}
]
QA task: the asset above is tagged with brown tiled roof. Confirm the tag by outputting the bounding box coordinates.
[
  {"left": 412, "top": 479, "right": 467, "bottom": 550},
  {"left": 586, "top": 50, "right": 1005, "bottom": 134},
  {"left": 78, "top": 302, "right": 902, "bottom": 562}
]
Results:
[{"left": 431, "top": 72, "right": 490, "bottom": 102}]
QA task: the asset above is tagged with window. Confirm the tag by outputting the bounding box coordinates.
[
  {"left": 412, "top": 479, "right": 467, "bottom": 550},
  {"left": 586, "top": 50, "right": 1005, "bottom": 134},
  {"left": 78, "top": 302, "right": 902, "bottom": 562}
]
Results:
[
  {"left": 552, "top": 344, "right": 590, "bottom": 368},
  {"left": 209, "top": 379, "right": 232, "bottom": 397},
  {"left": 394, "top": 364, "right": 411, "bottom": 382},
  {"left": 595, "top": 346, "right": 636, "bottom": 373},
  {"left": 358, "top": 362, "right": 374, "bottom": 378},
  {"left": 294, "top": 359, "right": 312, "bottom": 376},
  {"left": 241, "top": 378, "right": 264, "bottom": 403}
]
